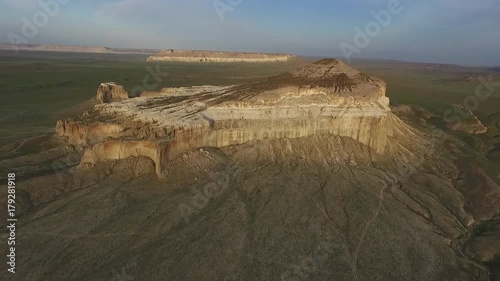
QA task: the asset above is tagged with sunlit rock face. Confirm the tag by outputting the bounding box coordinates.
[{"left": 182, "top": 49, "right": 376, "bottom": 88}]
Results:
[
  {"left": 147, "top": 49, "right": 296, "bottom": 63},
  {"left": 95, "top": 82, "right": 129, "bottom": 103},
  {"left": 56, "top": 59, "right": 424, "bottom": 177}
]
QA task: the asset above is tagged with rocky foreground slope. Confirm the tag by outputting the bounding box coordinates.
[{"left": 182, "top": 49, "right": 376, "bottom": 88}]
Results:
[
  {"left": 147, "top": 49, "right": 296, "bottom": 63},
  {"left": 1, "top": 59, "right": 499, "bottom": 281}
]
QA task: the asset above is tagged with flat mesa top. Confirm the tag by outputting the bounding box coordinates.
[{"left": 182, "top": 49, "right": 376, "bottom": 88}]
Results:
[
  {"left": 214, "top": 59, "right": 387, "bottom": 106},
  {"left": 151, "top": 49, "right": 295, "bottom": 58},
  {"left": 96, "top": 59, "right": 388, "bottom": 122}
]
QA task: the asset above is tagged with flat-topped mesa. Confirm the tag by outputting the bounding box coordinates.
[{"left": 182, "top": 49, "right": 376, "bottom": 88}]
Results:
[
  {"left": 147, "top": 49, "right": 296, "bottom": 63},
  {"left": 56, "top": 59, "right": 424, "bottom": 178}
]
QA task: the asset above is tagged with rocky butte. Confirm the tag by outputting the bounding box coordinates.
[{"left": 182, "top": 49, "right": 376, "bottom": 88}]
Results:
[
  {"left": 147, "top": 49, "right": 297, "bottom": 63},
  {"left": 56, "top": 59, "right": 425, "bottom": 178},
  {"left": 5, "top": 58, "right": 498, "bottom": 280}
]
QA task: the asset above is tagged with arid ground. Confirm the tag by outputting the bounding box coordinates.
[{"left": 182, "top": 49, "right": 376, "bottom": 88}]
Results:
[{"left": 0, "top": 51, "right": 499, "bottom": 281}]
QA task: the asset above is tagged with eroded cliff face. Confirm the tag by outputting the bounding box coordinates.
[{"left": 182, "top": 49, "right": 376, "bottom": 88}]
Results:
[
  {"left": 56, "top": 59, "right": 426, "bottom": 177},
  {"left": 6, "top": 59, "right": 498, "bottom": 281},
  {"left": 55, "top": 119, "right": 124, "bottom": 146},
  {"left": 95, "top": 82, "right": 129, "bottom": 103},
  {"left": 147, "top": 49, "right": 296, "bottom": 63},
  {"left": 78, "top": 140, "right": 163, "bottom": 177}
]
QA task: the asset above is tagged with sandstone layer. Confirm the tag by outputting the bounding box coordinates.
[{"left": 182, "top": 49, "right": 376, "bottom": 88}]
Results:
[
  {"left": 56, "top": 59, "right": 426, "bottom": 177},
  {"left": 95, "top": 82, "right": 129, "bottom": 104},
  {"left": 147, "top": 49, "right": 296, "bottom": 63},
  {"left": 3, "top": 59, "right": 498, "bottom": 281}
]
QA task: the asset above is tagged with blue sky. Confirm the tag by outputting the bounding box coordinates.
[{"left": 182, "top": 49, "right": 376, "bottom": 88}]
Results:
[{"left": 1, "top": 0, "right": 499, "bottom": 66}]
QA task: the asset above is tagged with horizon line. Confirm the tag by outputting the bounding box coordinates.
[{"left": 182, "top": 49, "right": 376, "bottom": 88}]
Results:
[{"left": 0, "top": 41, "right": 498, "bottom": 68}]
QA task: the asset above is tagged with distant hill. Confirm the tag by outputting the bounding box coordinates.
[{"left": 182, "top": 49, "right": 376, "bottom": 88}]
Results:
[
  {"left": 348, "top": 58, "right": 499, "bottom": 76},
  {"left": 0, "top": 43, "right": 159, "bottom": 55}
]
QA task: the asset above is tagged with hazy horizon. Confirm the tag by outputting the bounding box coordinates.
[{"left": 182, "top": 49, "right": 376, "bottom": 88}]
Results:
[
  {"left": 1, "top": 0, "right": 500, "bottom": 66},
  {"left": 2, "top": 2, "right": 500, "bottom": 281}
]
